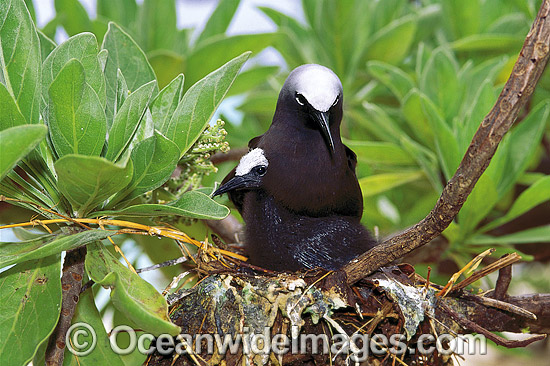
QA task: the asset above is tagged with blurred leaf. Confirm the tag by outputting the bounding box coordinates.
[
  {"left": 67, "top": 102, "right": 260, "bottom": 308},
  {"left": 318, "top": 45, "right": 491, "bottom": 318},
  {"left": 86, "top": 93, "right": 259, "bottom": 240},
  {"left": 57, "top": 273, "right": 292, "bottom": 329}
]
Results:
[
  {"left": 0, "top": 125, "right": 47, "bottom": 181},
  {"left": 401, "top": 89, "right": 435, "bottom": 147},
  {"left": 365, "top": 14, "right": 417, "bottom": 65},
  {"left": 85, "top": 242, "right": 180, "bottom": 336},
  {"left": 344, "top": 140, "right": 415, "bottom": 166},
  {"left": 360, "top": 102, "right": 406, "bottom": 143},
  {"left": 0, "top": 230, "right": 111, "bottom": 268},
  {"left": 116, "top": 132, "right": 180, "bottom": 202},
  {"left": 37, "top": 30, "right": 56, "bottom": 61},
  {"left": 138, "top": 0, "right": 176, "bottom": 52},
  {"left": 160, "top": 52, "right": 250, "bottom": 156},
  {"left": 451, "top": 34, "right": 524, "bottom": 52},
  {"left": 0, "top": 0, "right": 41, "bottom": 124},
  {"left": 97, "top": 0, "right": 137, "bottom": 30},
  {"left": 54, "top": 0, "right": 93, "bottom": 35},
  {"left": 96, "top": 191, "right": 230, "bottom": 220},
  {"left": 105, "top": 81, "right": 156, "bottom": 162},
  {"left": 399, "top": 136, "right": 442, "bottom": 191},
  {"left": 55, "top": 155, "right": 133, "bottom": 215},
  {"left": 47, "top": 59, "right": 106, "bottom": 157},
  {"left": 482, "top": 175, "right": 550, "bottom": 232},
  {"left": 359, "top": 170, "right": 424, "bottom": 197},
  {"left": 42, "top": 33, "right": 107, "bottom": 111},
  {"left": 458, "top": 174, "right": 499, "bottom": 236},
  {"left": 367, "top": 61, "right": 415, "bottom": 100},
  {"left": 102, "top": 22, "right": 157, "bottom": 124},
  {"left": 226, "top": 66, "right": 279, "bottom": 97},
  {"left": 148, "top": 50, "right": 185, "bottom": 89},
  {"left": 442, "top": 0, "right": 480, "bottom": 38},
  {"left": 63, "top": 288, "right": 125, "bottom": 366},
  {"left": 0, "top": 255, "right": 61, "bottom": 366},
  {"left": 469, "top": 225, "right": 550, "bottom": 245},
  {"left": 460, "top": 79, "right": 497, "bottom": 152},
  {"left": 195, "top": 0, "right": 241, "bottom": 47}
]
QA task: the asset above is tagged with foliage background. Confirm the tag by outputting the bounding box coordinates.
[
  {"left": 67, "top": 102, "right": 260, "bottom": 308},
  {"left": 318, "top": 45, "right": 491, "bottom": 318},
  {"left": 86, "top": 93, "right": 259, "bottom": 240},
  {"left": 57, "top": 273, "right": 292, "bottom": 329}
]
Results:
[{"left": 1, "top": 0, "right": 549, "bottom": 365}]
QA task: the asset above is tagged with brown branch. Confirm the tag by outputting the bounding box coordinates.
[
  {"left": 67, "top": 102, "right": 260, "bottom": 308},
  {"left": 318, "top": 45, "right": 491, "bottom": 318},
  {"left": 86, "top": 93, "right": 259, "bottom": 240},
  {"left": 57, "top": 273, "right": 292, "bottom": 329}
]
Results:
[
  {"left": 342, "top": 0, "right": 550, "bottom": 284},
  {"left": 493, "top": 261, "right": 513, "bottom": 300},
  {"left": 205, "top": 215, "right": 243, "bottom": 244},
  {"left": 45, "top": 246, "right": 87, "bottom": 366}
]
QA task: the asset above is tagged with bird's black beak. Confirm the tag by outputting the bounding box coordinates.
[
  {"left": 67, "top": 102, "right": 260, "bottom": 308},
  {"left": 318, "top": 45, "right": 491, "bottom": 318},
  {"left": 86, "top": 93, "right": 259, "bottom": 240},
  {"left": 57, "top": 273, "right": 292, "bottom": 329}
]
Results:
[
  {"left": 212, "top": 174, "right": 262, "bottom": 197},
  {"left": 312, "top": 110, "right": 334, "bottom": 153}
]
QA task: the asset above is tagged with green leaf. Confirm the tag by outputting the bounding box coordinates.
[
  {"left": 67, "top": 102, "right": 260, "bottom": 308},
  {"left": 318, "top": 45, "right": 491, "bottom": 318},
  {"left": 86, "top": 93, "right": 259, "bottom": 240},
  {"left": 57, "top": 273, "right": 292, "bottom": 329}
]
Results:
[
  {"left": 195, "top": 0, "right": 241, "bottom": 46},
  {"left": 451, "top": 34, "right": 524, "bottom": 53},
  {"left": 343, "top": 140, "right": 415, "bottom": 166},
  {"left": 0, "top": 230, "right": 111, "bottom": 268},
  {"left": 95, "top": 191, "right": 230, "bottom": 219},
  {"left": 47, "top": 59, "right": 106, "bottom": 157},
  {"left": 0, "top": 255, "right": 61, "bottom": 366},
  {"left": 364, "top": 14, "right": 417, "bottom": 65},
  {"left": 367, "top": 61, "right": 415, "bottom": 100},
  {"left": 442, "top": 0, "right": 480, "bottom": 38},
  {"left": 401, "top": 89, "right": 435, "bottom": 147},
  {"left": 105, "top": 80, "right": 156, "bottom": 162},
  {"left": 116, "top": 131, "right": 180, "bottom": 202},
  {"left": 85, "top": 242, "right": 180, "bottom": 336},
  {"left": 0, "top": 124, "right": 47, "bottom": 181},
  {"left": 147, "top": 50, "right": 185, "bottom": 90},
  {"left": 150, "top": 74, "right": 185, "bottom": 133},
  {"left": 0, "top": 0, "right": 41, "bottom": 124},
  {"left": 63, "top": 288, "right": 125, "bottom": 366},
  {"left": 159, "top": 52, "right": 250, "bottom": 156},
  {"left": 469, "top": 225, "right": 550, "bottom": 245},
  {"left": 226, "top": 65, "right": 279, "bottom": 97},
  {"left": 137, "top": 0, "right": 177, "bottom": 52},
  {"left": 55, "top": 155, "right": 133, "bottom": 215},
  {"left": 458, "top": 174, "right": 498, "bottom": 236},
  {"left": 0, "top": 82, "right": 26, "bottom": 130},
  {"left": 97, "top": 0, "right": 137, "bottom": 30},
  {"left": 481, "top": 175, "right": 550, "bottom": 232},
  {"left": 359, "top": 170, "right": 424, "bottom": 197},
  {"left": 102, "top": 22, "right": 157, "bottom": 124},
  {"left": 54, "top": 0, "right": 93, "bottom": 36},
  {"left": 42, "top": 33, "right": 107, "bottom": 111},
  {"left": 37, "top": 30, "right": 56, "bottom": 61}
]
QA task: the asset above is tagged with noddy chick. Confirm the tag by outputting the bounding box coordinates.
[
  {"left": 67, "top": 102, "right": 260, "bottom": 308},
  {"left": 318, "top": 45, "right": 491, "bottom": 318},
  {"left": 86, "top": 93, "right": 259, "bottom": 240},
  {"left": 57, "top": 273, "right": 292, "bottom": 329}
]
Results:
[{"left": 214, "top": 64, "right": 377, "bottom": 271}]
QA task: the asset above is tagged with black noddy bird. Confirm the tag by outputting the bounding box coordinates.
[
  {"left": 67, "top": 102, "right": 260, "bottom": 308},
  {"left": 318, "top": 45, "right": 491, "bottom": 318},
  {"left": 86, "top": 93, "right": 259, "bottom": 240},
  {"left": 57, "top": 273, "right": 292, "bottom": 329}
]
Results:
[{"left": 213, "top": 64, "right": 377, "bottom": 271}]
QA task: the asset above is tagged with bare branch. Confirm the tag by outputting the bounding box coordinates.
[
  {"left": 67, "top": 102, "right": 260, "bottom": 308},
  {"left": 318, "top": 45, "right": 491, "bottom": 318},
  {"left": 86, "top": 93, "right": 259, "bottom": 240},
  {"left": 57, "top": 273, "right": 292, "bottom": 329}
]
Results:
[{"left": 342, "top": 0, "right": 550, "bottom": 284}]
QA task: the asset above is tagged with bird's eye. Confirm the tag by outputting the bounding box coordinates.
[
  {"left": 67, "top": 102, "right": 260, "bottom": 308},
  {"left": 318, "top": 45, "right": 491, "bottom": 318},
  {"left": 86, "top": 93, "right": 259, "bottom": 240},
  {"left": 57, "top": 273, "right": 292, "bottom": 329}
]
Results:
[
  {"left": 332, "top": 95, "right": 340, "bottom": 107},
  {"left": 295, "top": 93, "right": 307, "bottom": 106},
  {"left": 255, "top": 165, "right": 267, "bottom": 176}
]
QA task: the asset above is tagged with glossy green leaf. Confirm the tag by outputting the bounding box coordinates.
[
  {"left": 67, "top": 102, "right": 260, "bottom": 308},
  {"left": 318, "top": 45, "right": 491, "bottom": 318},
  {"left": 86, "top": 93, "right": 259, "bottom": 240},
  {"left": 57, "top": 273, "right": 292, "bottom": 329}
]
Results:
[
  {"left": 481, "top": 175, "right": 550, "bottom": 232},
  {"left": 159, "top": 52, "right": 250, "bottom": 156},
  {"left": 47, "top": 59, "right": 106, "bottom": 157},
  {"left": 105, "top": 80, "right": 156, "bottom": 162},
  {"left": 343, "top": 140, "right": 415, "bottom": 166},
  {"left": 102, "top": 22, "right": 157, "bottom": 123},
  {"left": 0, "top": 0, "right": 41, "bottom": 124},
  {"left": 0, "top": 124, "right": 47, "bottom": 181},
  {"left": 54, "top": 0, "right": 93, "bottom": 36},
  {"left": 63, "top": 288, "right": 125, "bottom": 366},
  {"left": 469, "top": 225, "right": 550, "bottom": 245},
  {"left": 116, "top": 131, "right": 180, "bottom": 202},
  {"left": 365, "top": 14, "right": 417, "bottom": 65},
  {"left": 367, "top": 61, "right": 415, "bottom": 100},
  {"left": 195, "top": 0, "right": 241, "bottom": 46},
  {"left": 85, "top": 242, "right": 180, "bottom": 336},
  {"left": 359, "top": 170, "right": 424, "bottom": 197},
  {"left": 151, "top": 74, "right": 185, "bottom": 132},
  {"left": 95, "top": 191, "right": 230, "bottom": 219},
  {"left": 42, "top": 33, "right": 106, "bottom": 110},
  {"left": 55, "top": 155, "right": 133, "bottom": 215},
  {"left": 0, "top": 255, "right": 61, "bottom": 366},
  {"left": 0, "top": 230, "right": 111, "bottom": 268},
  {"left": 0, "top": 82, "right": 26, "bottom": 130}
]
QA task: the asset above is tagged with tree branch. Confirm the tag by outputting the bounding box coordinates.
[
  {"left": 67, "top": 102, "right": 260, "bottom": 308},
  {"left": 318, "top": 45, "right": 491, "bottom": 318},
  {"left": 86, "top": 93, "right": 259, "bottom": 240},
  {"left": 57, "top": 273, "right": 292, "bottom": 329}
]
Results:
[{"left": 342, "top": 0, "right": 550, "bottom": 284}]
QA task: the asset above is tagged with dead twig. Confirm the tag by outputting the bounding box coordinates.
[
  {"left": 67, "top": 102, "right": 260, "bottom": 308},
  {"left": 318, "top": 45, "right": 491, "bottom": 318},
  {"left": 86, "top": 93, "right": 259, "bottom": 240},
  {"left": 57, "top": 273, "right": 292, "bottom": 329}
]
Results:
[{"left": 342, "top": 0, "right": 550, "bottom": 284}]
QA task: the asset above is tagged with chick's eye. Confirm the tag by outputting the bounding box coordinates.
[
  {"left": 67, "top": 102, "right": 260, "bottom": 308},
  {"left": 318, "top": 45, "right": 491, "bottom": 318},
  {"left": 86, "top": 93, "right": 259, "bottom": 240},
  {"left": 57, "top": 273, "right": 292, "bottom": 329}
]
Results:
[
  {"left": 295, "top": 93, "right": 307, "bottom": 106},
  {"left": 256, "top": 166, "right": 267, "bottom": 176}
]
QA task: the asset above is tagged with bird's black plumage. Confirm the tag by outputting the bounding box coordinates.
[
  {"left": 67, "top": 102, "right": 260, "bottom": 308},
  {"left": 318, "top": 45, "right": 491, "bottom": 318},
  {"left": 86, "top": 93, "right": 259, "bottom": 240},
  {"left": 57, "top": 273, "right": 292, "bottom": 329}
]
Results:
[{"left": 214, "top": 64, "right": 377, "bottom": 271}]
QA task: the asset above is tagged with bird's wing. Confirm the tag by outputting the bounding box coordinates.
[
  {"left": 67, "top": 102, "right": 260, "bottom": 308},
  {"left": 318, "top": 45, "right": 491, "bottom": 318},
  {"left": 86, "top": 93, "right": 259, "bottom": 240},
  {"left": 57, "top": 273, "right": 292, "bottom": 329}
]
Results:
[{"left": 344, "top": 144, "right": 358, "bottom": 172}]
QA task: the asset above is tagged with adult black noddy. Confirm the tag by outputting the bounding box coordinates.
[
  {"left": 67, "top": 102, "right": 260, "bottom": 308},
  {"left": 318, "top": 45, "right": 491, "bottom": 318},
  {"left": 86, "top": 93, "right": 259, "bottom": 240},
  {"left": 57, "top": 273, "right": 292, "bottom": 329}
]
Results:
[{"left": 214, "top": 64, "right": 377, "bottom": 271}]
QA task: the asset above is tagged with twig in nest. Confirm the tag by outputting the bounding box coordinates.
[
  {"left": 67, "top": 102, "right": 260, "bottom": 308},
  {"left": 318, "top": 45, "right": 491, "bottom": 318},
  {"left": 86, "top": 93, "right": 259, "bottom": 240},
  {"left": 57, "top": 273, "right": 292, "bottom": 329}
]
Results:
[
  {"left": 342, "top": 0, "right": 550, "bottom": 284},
  {"left": 439, "top": 301, "right": 546, "bottom": 348},
  {"left": 493, "top": 262, "right": 513, "bottom": 300}
]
